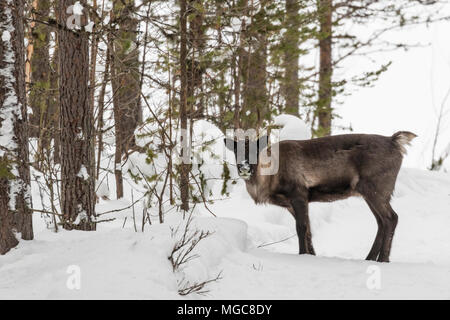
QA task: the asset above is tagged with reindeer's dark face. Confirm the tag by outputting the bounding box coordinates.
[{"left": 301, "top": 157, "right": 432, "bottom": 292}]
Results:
[{"left": 224, "top": 136, "right": 268, "bottom": 180}]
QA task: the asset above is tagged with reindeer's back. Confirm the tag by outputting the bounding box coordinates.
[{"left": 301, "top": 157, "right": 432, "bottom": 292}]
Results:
[{"left": 275, "top": 134, "right": 403, "bottom": 194}]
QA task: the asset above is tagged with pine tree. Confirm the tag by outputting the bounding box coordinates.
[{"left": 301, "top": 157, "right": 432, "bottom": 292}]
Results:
[
  {"left": 111, "top": 0, "right": 142, "bottom": 199},
  {"left": 316, "top": 0, "right": 332, "bottom": 136},
  {"left": 282, "top": 0, "right": 301, "bottom": 116},
  {"left": 240, "top": 1, "right": 270, "bottom": 130},
  {"left": 58, "top": 0, "right": 96, "bottom": 230},
  {"left": 0, "top": 0, "right": 33, "bottom": 254},
  {"left": 28, "top": 0, "right": 58, "bottom": 161},
  {"left": 179, "top": 0, "right": 190, "bottom": 212}
]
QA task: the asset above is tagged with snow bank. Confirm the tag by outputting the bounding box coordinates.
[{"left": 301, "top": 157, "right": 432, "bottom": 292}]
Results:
[
  {"left": 202, "top": 168, "right": 450, "bottom": 299},
  {"left": 273, "top": 114, "right": 311, "bottom": 140},
  {"left": 2, "top": 166, "right": 450, "bottom": 299},
  {"left": 125, "top": 119, "right": 238, "bottom": 207},
  {"left": 171, "top": 215, "right": 248, "bottom": 287},
  {"left": 0, "top": 211, "right": 248, "bottom": 299}
]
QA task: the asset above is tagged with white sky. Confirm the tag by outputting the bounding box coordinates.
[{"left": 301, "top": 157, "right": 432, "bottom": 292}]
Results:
[{"left": 334, "top": 10, "right": 450, "bottom": 170}]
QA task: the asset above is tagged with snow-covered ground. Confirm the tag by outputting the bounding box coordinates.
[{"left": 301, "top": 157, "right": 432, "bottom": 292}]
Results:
[{"left": 1, "top": 166, "right": 449, "bottom": 299}]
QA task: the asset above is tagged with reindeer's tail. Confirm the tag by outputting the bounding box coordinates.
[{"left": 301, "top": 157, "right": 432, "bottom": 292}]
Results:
[{"left": 392, "top": 131, "right": 417, "bottom": 155}]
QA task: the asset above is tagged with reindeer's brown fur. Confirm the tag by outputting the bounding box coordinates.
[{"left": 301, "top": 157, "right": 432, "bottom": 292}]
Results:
[{"left": 226, "top": 131, "right": 417, "bottom": 262}]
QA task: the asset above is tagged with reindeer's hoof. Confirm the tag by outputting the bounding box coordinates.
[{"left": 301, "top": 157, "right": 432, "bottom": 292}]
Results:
[{"left": 298, "top": 252, "right": 315, "bottom": 256}]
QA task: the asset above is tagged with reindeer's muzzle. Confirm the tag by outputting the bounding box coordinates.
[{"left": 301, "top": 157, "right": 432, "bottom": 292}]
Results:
[{"left": 237, "top": 161, "right": 252, "bottom": 180}]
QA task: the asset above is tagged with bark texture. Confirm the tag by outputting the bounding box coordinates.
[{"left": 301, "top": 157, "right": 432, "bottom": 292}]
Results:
[
  {"left": 58, "top": 0, "right": 96, "bottom": 230},
  {"left": 29, "top": 0, "right": 60, "bottom": 166},
  {"left": 187, "top": 0, "right": 206, "bottom": 120},
  {"left": 111, "top": 0, "right": 142, "bottom": 199},
  {"left": 12, "top": 0, "right": 33, "bottom": 240},
  {"left": 179, "top": 0, "right": 190, "bottom": 212},
  {"left": 283, "top": 0, "right": 300, "bottom": 116},
  {"left": 317, "top": 0, "right": 333, "bottom": 136},
  {"left": 240, "top": 3, "right": 269, "bottom": 130},
  {"left": 0, "top": 0, "right": 33, "bottom": 255}
]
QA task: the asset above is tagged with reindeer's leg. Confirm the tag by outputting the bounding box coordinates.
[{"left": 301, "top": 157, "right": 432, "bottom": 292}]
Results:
[
  {"left": 288, "top": 206, "right": 315, "bottom": 255},
  {"left": 291, "top": 196, "right": 314, "bottom": 255},
  {"left": 364, "top": 197, "right": 397, "bottom": 263},
  {"left": 306, "top": 227, "right": 315, "bottom": 255},
  {"left": 363, "top": 199, "right": 384, "bottom": 261},
  {"left": 377, "top": 202, "right": 398, "bottom": 263}
]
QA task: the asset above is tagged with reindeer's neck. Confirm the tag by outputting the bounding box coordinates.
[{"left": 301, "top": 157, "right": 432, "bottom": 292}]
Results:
[{"left": 244, "top": 172, "right": 271, "bottom": 205}]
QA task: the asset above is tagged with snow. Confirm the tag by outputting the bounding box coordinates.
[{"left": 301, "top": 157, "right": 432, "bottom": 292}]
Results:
[
  {"left": 273, "top": 114, "right": 311, "bottom": 140},
  {"left": 230, "top": 17, "right": 242, "bottom": 33},
  {"left": 1, "top": 164, "right": 450, "bottom": 299},
  {"left": 72, "top": 1, "right": 84, "bottom": 16},
  {"left": 1, "top": 31, "right": 11, "bottom": 42},
  {"left": 95, "top": 179, "right": 110, "bottom": 200},
  {"left": 126, "top": 120, "right": 238, "bottom": 207},
  {"left": 84, "top": 21, "right": 94, "bottom": 33},
  {"left": 76, "top": 165, "right": 89, "bottom": 180}
]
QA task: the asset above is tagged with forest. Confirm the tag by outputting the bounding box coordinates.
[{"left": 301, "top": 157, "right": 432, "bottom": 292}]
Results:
[{"left": 1, "top": 0, "right": 450, "bottom": 299}]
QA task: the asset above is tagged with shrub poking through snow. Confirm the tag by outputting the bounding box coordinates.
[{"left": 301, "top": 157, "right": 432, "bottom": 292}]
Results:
[{"left": 168, "top": 213, "right": 222, "bottom": 296}]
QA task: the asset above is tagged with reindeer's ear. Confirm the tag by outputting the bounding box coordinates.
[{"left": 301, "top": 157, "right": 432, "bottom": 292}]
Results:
[
  {"left": 224, "top": 137, "right": 236, "bottom": 152},
  {"left": 257, "top": 135, "right": 268, "bottom": 151}
]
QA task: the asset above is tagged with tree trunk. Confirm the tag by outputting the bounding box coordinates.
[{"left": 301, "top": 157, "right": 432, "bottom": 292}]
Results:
[
  {"left": 187, "top": 0, "right": 205, "bottom": 120},
  {"left": 179, "top": 0, "right": 190, "bottom": 212},
  {"left": 240, "top": 3, "right": 269, "bottom": 130},
  {"left": 317, "top": 0, "right": 333, "bottom": 136},
  {"left": 28, "top": 0, "right": 50, "bottom": 136},
  {"left": 283, "top": 0, "right": 300, "bottom": 116},
  {"left": 0, "top": 0, "right": 20, "bottom": 253},
  {"left": 50, "top": 33, "right": 61, "bottom": 163},
  {"left": 96, "top": 46, "right": 110, "bottom": 179},
  {"left": 0, "top": 178, "right": 19, "bottom": 255},
  {"left": 0, "top": 0, "right": 33, "bottom": 253},
  {"left": 111, "top": 0, "right": 142, "bottom": 199},
  {"left": 58, "top": 0, "right": 96, "bottom": 230},
  {"left": 232, "top": 51, "right": 241, "bottom": 130},
  {"left": 29, "top": 0, "right": 60, "bottom": 168}
]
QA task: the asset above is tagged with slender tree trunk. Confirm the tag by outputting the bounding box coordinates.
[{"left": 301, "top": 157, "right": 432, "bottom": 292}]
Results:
[
  {"left": 28, "top": 0, "right": 51, "bottom": 139},
  {"left": 0, "top": 0, "right": 33, "bottom": 254},
  {"left": 111, "top": 0, "right": 142, "bottom": 199},
  {"left": 241, "top": 2, "right": 269, "bottom": 130},
  {"left": 0, "top": 0, "right": 20, "bottom": 254},
  {"left": 58, "top": 0, "right": 96, "bottom": 230},
  {"left": 232, "top": 1, "right": 247, "bottom": 130},
  {"left": 29, "top": 0, "right": 60, "bottom": 169},
  {"left": 96, "top": 46, "right": 110, "bottom": 179},
  {"left": 187, "top": 0, "right": 205, "bottom": 120},
  {"left": 179, "top": 0, "right": 190, "bottom": 212},
  {"left": 283, "top": 0, "right": 300, "bottom": 115},
  {"left": 232, "top": 51, "right": 241, "bottom": 130},
  {"left": 13, "top": 0, "right": 33, "bottom": 240},
  {"left": 317, "top": 0, "right": 333, "bottom": 136},
  {"left": 50, "top": 40, "right": 60, "bottom": 163},
  {"left": 0, "top": 179, "right": 18, "bottom": 255}
]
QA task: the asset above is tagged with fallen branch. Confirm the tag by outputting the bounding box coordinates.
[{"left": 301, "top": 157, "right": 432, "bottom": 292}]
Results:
[
  {"left": 257, "top": 234, "right": 297, "bottom": 248},
  {"left": 97, "top": 194, "right": 146, "bottom": 216}
]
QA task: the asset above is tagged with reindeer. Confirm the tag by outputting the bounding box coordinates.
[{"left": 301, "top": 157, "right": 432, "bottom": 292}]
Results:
[{"left": 224, "top": 131, "right": 417, "bottom": 262}]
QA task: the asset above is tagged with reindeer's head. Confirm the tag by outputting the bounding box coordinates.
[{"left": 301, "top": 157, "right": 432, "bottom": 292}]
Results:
[{"left": 224, "top": 135, "right": 268, "bottom": 180}]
